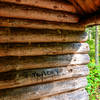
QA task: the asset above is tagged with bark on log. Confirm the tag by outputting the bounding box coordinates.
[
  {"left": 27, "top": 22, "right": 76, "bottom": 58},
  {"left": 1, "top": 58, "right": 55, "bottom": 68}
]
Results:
[
  {"left": 0, "top": 77, "right": 87, "bottom": 100},
  {"left": 0, "top": 0, "right": 77, "bottom": 13},
  {"left": 0, "top": 3, "right": 79, "bottom": 23},
  {"left": 0, "top": 18, "right": 85, "bottom": 31},
  {"left": 39, "top": 88, "right": 89, "bottom": 100},
  {"left": 0, "top": 28, "right": 87, "bottom": 43},
  {"left": 0, "top": 65, "right": 89, "bottom": 89},
  {"left": 0, "top": 54, "right": 90, "bottom": 72},
  {"left": 0, "top": 43, "right": 89, "bottom": 56}
]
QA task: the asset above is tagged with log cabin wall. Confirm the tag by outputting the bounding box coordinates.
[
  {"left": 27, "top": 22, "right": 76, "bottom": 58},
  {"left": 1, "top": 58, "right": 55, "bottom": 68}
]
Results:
[{"left": 0, "top": 0, "right": 91, "bottom": 100}]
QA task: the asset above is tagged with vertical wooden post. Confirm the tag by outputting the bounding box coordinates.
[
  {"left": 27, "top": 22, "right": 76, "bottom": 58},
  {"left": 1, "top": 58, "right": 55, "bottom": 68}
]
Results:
[{"left": 88, "top": 29, "right": 92, "bottom": 40}]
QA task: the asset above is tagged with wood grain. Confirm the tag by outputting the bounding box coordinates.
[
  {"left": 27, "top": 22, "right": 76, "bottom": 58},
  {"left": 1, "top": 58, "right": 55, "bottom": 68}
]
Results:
[
  {"left": 39, "top": 88, "right": 89, "bottom": 100},
  {"left": 0, "top": 0, "right": 77, "bottom": 13},
  {"left": 0, "top": 43, "right": 89, "bottom": 56},
  {"left": 68, "top": 0, "right": 84, "bottom": 15},
  {"left": 0, "top": 54, "right": 90, "bottom": 72},
  {"left": 68, "top": 0, "right": 100, "bottom": 14},
  {"left": 0, "top": 28, "right": 87, "bottom": 43},
  {"left": 94, "top": 0, "right": 100, "bottom": 7},
  {"left": 0, "top": 65, "right": 89, "bottom": 89},
  {"left": 0, "top": 17, "right": 85, "bottom": 31},
  {"left": 0, "top": 3, "right": 79, "bottom": 23},
  {"left": 0, "top": 77, "right": 87, "bottom": 100}
]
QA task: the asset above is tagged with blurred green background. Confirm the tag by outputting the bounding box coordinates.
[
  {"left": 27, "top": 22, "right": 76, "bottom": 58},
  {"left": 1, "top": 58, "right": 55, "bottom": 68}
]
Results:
[{"left": 85, "top": 26, "right": 100, "bottom": 100}]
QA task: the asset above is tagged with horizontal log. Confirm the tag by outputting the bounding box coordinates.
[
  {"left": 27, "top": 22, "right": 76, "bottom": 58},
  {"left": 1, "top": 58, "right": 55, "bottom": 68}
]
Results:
[
  {"left": 0, "top": 3, "right": 79, "bottom": 23},
  {"left": 0, "top": 65, "right": 89, "bottom": 89},
  {"left": 0, "top": 0, "right": 77, "bottom": 13},
  {"left": 94, "top": 0, "right": 100, "bottom": 8},
  {"left": 40, "top": 88, "right": 89, "bottom": 100},
  {"left": 69, "top": 0, "right": 99, "bottom": 14},
  {"left": 0, "top": 28, "right": 87, "bottom": 43},
  {"left": 0, "top": 17, "right": 85, "bottom": 31},
  {"left": 0, "top": 43, "right": 89, "bottom": 56},
  {"left": 0, "top": 54, "right": 90, "bottom": 72},
  {"left": 0, "top": 77, "right": 87, "bottom": 100},
  {"left": 68, "top": 0, "right": 85, "bottom": 15},
  {"left": 80, "top": 0, "right": 96, "bottom": 12},
  {"left": 69, "top": 0, "right": 93, "bottom": 14}
]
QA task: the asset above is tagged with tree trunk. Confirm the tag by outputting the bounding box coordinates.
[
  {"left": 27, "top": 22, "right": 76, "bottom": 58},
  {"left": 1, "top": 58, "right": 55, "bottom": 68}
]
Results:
[
  {"left": 88, "top": 30, "right": 92, "bottom": 40},
  {"left": 95, "top": 26, "right": 99, "bottom": 65}
]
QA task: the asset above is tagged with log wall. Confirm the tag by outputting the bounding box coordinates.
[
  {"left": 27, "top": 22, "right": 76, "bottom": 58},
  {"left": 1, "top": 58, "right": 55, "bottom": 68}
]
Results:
[{"left": 0, "top": 1, "right": 89, "bottom": 100}]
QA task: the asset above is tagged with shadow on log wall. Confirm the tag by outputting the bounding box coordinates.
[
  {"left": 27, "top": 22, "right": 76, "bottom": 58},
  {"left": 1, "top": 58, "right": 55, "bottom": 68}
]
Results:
[
  {"left": 0, "top": 1, "right": 90, "bottom": 100},
  {"left": 0, "top": 28, "right": 90, "bottom": 100}
]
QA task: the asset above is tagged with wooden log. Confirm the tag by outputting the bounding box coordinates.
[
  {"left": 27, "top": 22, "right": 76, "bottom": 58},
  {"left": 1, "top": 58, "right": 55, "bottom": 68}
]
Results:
[
  {"left": 94, "top": 0, "right": 100, "bottom": 7},
  {"left": 0, "top": 28, "right": 87, "bottom": 43},
  {"left": 83, "top": 0, "right": 96, "bottom": 12},
  {"left": 75, "top": 0, "right": 89, "bottom": 13},
  {"left": 0, "top": 54, "right": 90, "bottom": 72},
  {"left": 0, "top": 77, "right": 88, "bottom": 100},
  {"left": 68, "top": 0, "right": 99, "bottom": 15},
  {"left": 68, "top": 0, "right": 85, "bottom": 15},
  {"left": 0, "top": 43, "right": 89, "bottom": 56},
  {"left": 0, "top": 17, "right": 85, "bottom": 31},
  {"left": 0, "top": 0, "right": 77, "bottom": 13},
  {"left": 0, "top": 3, "right": 79, "bottom": 23},
  {"left": 70, "top": 0, "right": 98, "bottom": 14},
  {"left": 39, "top": 88, "right": 89, "bottom": 100},
  {"left": 72, "top": 0, "right": 91, "bottom": 13},
  {"left": 0, "top": 65, "right": 89, "bottom": 89}
]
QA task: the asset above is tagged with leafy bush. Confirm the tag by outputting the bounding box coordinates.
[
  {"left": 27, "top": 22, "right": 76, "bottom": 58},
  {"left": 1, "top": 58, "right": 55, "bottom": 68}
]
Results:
[
  {"left": 86, "top": 61, "right": 100, "bottom": 100},
  {"left": 86, "top": 40, "right": 100, "bottom": 100}
]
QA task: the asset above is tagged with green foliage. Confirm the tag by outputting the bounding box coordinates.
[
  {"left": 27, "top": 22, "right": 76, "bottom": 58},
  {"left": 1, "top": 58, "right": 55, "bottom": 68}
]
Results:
[
  {"left": 87, "top": 39, "right": 95, "bottom": 58},
  {"left": 86, "top": 39, "right": 100, "bottom": 100},
  {"left": 86, "top": 26, "right": 100, "bottom": 99},
  {"left": 86, "top": 61, "right": 100, "bottom": 100}
]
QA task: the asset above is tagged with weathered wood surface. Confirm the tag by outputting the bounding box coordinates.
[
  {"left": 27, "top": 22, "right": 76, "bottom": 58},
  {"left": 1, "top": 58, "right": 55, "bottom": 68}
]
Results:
[
  {"left": 75, "top": 0, "right": 95, "bottom": 13},
  {"left": 0, "top": 54, "right": 90, "bottom": 72},
  {"left": 0, "top": 18, "right": 85, "bottom": 31},
  {"left": 68, "top": 0, "right": 84, "bottom": 15},
  {"left": 0, "top": 43, "right": 89, "bottom": 56},
  {"left": 0, "top": 0, "right": 77, "bottom": 13},
  {"left": 68, "top": 0, "right": 100, "bottom": 15},
  {"left": 94, "top": 0, "right": 100, "bottom": 8},
  {"left": 0, "top": 28, "right": 87, "bottom": 43},
  {"left": 0, "top": 3, "right": 79, "bottom": 23},
  {"left": 39, "top": 88, "right": 89, "bottom": 100},
  {"left": 0, "top": 77, "right": 87, "bottom": 100},
  {"left": 0, "top": 65, "right": 89, "bottom": 89}
]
